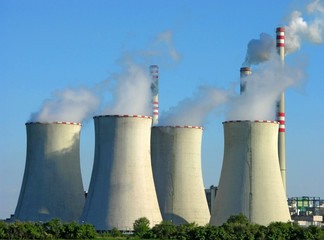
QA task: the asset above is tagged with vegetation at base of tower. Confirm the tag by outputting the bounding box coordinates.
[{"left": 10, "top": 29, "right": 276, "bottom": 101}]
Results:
[
  {"left": 130, "top": 214, "right": 324, "bottom": 240},
  {"left": 0, "top": 215, "right": 324, "bottom": 239},
  {"left": 0, "top": 218, "right": 97, "bottom": 239}
]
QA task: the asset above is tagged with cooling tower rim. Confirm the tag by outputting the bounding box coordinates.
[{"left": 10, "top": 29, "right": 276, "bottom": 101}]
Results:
[
  {"left": 93, "top": 114, "right": 153, "bottom": 119},
  {"left": 223, "top": 120, "right": 279, "bottom": 124},
  {"left": 152, "top": 125, "right": 204, "bottom": 130},
  {"left": 25, "top": 121, "right": 82, "bottom": 126}
]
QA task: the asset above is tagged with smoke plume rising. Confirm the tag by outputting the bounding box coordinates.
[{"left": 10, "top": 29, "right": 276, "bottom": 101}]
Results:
[
  {"left": 101, "top": 56, "right": 153, "bottom": 116},
  {"left": 242, "top": 33, "right": 276, "bottom": 67},
  {"left": 29, "top": 87, "right": 100, "bottom": 123},
  {"left": 285, "top": 0, "right": 324, "bottom": 54},
  {"left": 158, "top": 86, "right": 230, "bottom": 127},
  {"left": 228, "top": 56, "right": 307, "bottom": 121}
]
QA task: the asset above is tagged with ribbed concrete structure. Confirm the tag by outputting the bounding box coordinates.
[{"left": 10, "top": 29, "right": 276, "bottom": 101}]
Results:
[
  {"left": 151, "top": 126, "right": 210, "bottom": 225},
  {"left": 210, "top": 121, "right": 291, "bottom": 226},
  {"left": 276, "top": 27, "right": 286, "bottom": 193},
  {"left": 240, "top": 67, "right": 252, "bottom": 94},
  {"left": 81, "top": 115, "right": 162, "bottom": 230},
  {"left": 14, "top": 122, "right": 85, "bottom": 222},
  {"left": 150, "top": 65, "right": 159, "bottom": 126}
]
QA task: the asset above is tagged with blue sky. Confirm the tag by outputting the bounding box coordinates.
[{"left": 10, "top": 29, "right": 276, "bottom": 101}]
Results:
[{"left": 1, "top": 0, "right": 323, "bottom": 219}]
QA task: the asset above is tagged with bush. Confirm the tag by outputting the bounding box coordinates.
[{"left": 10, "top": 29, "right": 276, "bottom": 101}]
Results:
[
  {"left": 0, "top": 220, "right": 8, "bottom": 239},
  {"left": 133, "top": 217, "right": 150, "bottom": 238},
  {"left": 151, "top": 220, "right": 177, "bottom": 239},
  {"left": 110, "top": 227, "right": 121, "bottom": 237}
]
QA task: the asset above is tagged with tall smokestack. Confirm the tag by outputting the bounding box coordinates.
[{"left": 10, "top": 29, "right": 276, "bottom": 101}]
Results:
[
  {"left": 276, "top": 27, "right": 286, "bottom": 193},
  {"left": 210, "top": 121, "right": 291, "bottom": 226},
  {"left": 240, "top": 67, "right": 252, "bottom": 94},
  {"left": 14, "top": 122, "right": 85, "bottom": 222},
  {"left": 150, "top": 65, "right": 159, "bottom": 125},
  {"left": 80, "top": 115, "right": 162, "bottom": 230},
  {"left": 151, "top": 126, "right": 210, "bottom": 225}
]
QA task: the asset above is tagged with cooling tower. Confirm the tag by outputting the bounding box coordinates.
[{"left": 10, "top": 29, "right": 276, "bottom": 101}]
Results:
[
  {"left": 14, "top": 122, "right": 85, "bottom": 222},
  {"left": 151, "top": 126, "right": 210, "bottom": 225},
  {"left": 240, "top": 67, "right": 252, "bottom": 94},
  {"left": 210, "top": 121, "right": 290, "bottom": 226},
  {"left": 81, "top": 115, "right": 162, "bottom": 231},
  {"left": 276, "top": 27, "right": 286, "bottom": 193},
  {"left": 150, "top": 65, "right": 159, "bottom": 125}
]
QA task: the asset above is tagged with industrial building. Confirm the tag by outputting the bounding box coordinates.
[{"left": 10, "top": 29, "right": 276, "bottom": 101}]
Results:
[
  {"left": 210, "top": 121, "right": 291, "bottom": 226},
  {"left": 151, "top": 126, "right": 210, "bottom": 225},
  {"left": 7, "top": 26, "right": 323, "bottom": 230},
  {"left": 13, "top": 122, "right": 85, "bottom": 222},
  {"left": 80, "top": 115, "right": 162, "bottom": 231}
]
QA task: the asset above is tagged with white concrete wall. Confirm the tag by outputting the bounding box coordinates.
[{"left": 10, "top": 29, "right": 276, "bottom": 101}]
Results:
[
  {"left": 210, "top": 121, "right": 290, "bottom": 226},
  {"left": 151, "top": 126, "right": 210, "bottom": 225},
  {"left": 81, "top": 115, "right": 162, "bottom": 230},
  {"left": 14, "top": 122, "right": 85, "bottom": 222}
]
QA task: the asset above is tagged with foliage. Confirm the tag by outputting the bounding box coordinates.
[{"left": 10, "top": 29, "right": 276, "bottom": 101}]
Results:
[
  {"left": 137, "top": 214, "right": 324, "bottom": 240},
  {"left": 0, "top": 219, "right": 97, "bottom": 239},
  {"left": 151, "top": 220, "right": 177, "bottom": 239},
  {"left": 133, "top": 217, "right": 150, "bottom": 238},
  {"left": 110, "top": 227, "right": 122, "bottom": 237}
]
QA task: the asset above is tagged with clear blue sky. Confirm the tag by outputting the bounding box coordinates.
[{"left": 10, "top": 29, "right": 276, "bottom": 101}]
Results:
[{"left": 1, "top": 0, "right": 323, "bottom": 219}]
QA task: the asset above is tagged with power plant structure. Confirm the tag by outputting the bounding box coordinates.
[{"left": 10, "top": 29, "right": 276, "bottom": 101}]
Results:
[
  {"left": 240, "top": 67, "right": 252, "bottom": 94},
  {"left": 14, "top": 122, "right": 85, "bottom": 222},
  {"left": 151, "top": 126, "right": 210, "bottom": 226},
  {"left": 276, "top": 27, "right": 287, "bottom": 194},
  {"left": 150, "top": 65, "right": 159, "bottom": 126},
  {"left": 80, "top": 115, "right": 162, "bottom": 231},
  {"left": 210, "top": 121, "right": 291, "bottom": 226}
]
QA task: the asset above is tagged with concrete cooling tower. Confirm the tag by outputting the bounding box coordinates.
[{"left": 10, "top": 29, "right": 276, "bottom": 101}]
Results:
[
  {"left": 14, "top": 122, "right": 85, "bottom": 222},
  {"left": 151, "top": 126, "right": 210, "bottom": 225},
  {"left": 81, "top": 115, "right": 162, "bottom": 231},
  {"left": 210, "top": 121, "right": 290, "bottom": 226}
]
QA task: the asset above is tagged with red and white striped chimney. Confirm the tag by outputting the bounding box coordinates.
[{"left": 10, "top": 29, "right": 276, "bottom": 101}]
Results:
[
  {"left": 150, "top": 65, "right": 159, "bottom": 125},
  {"left": 240, "top": 67, "right": 252, "bottom": 94},
  {"left": 276, "top": 27, "right": 286, "bottom": 194}
]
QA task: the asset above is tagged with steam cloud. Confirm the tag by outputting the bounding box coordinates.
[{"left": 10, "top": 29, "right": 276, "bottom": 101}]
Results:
[
  {"left": 29, "top": 30, "right": 181, "bottom": 122},
  {"left": 243, "top": 33, "right": 275, "bottom": 67},
  {"left": 228, "top": 56, "right": 307, "bottom": 121},
  {"left": 285, "top": 0, "right": 324, "bottom": 54},
  {"left": 101, "top": 56, "right": 153, "bottom": 116},
  {"left": 29, "top": 87, "right": 100, "bottom": 123},
  {"left": 158, "top": 87, "right": 230, "bottom": 127}
]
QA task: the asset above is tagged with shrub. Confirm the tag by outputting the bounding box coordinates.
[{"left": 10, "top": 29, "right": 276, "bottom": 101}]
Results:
[
  {"left": 151, "top": 220, "right": 177, "bottom": 239},
  {"left": 133, "top": 217, "right": 150, "bottom": 238}
]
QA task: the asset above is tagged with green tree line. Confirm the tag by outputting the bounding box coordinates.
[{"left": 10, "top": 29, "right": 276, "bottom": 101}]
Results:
[
  {"left": 1, "top": 214, "right": 324, "bottom": 239},
  {"left": 0, "top": 218, "right": 97, "bottom": 239},
  {"left": 133, "top": 215, "right": 324, "bottom": 240}
]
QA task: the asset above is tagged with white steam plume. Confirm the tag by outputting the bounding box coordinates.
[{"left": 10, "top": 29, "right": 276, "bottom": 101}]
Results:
[
  {"left": 227, "top": 56, "right": 307, "bottom": 121},
  {"left": 30, "top": 87, "right": 100, "bottom": 123},
  {"left": 243, "top": 33, "right": 276, "bottom": 66},
  {"left": 101, "top": 56, "right": 153, "bottom": 116},
  {"left": 158, "top": 87, "right": 230, "bottom": 127},
  {"left": 285, "top": 0, "right": 324, "bottom": 54}
]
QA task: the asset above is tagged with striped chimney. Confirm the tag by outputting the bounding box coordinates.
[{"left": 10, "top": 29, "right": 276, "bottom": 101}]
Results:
[
  {"left": 240, "top": 67, "right": 252, "bottom": 94},
  {"left": 150, "top": 65, "right": 159, "bottom": 125},
  {"left": 276, "top": 27, "right": 286, "bottom": 194}
]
